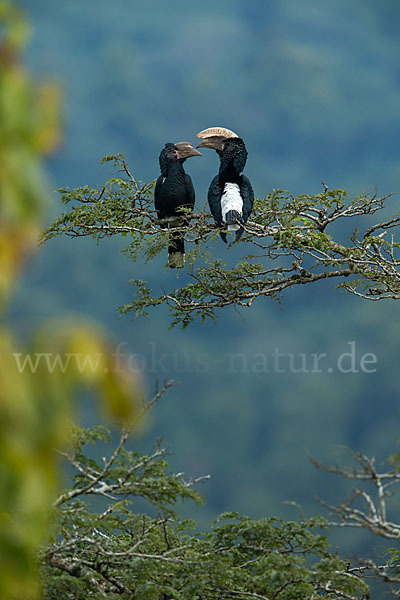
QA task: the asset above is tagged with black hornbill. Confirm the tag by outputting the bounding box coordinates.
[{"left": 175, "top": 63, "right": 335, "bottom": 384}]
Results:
[
  {"left": 196, "top": 127, "right": 254, "bottom": 243},
  {"left": 154, "top": 141, "right": 201, "bottom": 268}
]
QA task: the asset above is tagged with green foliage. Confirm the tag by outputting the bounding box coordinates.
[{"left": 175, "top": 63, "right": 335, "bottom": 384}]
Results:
[
  {"left": 0, "top": 3, "right": 63, "bottom": 597},
  {"left": 0, "top": 0, "right": 61, "bottom": 308},
  {"left": 44, "top": 157, "right": 400, "bottom": 328},
  {"left": 57, "top": 424, "right": 204, "bottom": 513},
  {"left": 41, "top": 425, "right": 369, "bottom": 600},
  {"left": 0, "top": 0, "right": 61, "bottom": 224},
  {"left": 0, "top": 10, "right": 142, "bottom": 599}
]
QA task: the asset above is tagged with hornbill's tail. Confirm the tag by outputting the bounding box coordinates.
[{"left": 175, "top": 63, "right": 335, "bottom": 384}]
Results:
[
  {"left": 225, "top": 209, "right": 242, "bottom": 232},
  {"left": 168, "top": 232, "right": 185, "bottom": 269},
  {"left": 219, "top": 225, "right": 244, "bottom": 244},
  {"left": 235, "top": 227, "right": 244, "bottom": 242},
  {"left": 220, "top": 210, "right": 244, "bottom": 243}
]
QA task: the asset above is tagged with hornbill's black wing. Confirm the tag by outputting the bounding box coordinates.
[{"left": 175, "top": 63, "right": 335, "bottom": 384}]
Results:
[
  {"left": 207, "top": 175, "right": 223, "bottom": 226},
  {"left": 234, "top": 175, "right": 254, "bottom": 241},
  {"left": 208, "top": 175, "right": 232, "bottom": 242},
  {"left": 165, "top": 175, "right": 195, "bottom": 266},
  {"left": 184, "top": 173, "right": 196, "bottom": 210},
  {"left": 240, "top": 175, "right": 254, "bottom": 223},
  {"left": 154, "top": 175, "right": 165, "bottom": 221}
]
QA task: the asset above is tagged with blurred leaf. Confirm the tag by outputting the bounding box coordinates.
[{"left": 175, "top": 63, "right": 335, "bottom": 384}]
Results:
[{"left": 0, "top": 4, "right": 142, "bottom": 599}]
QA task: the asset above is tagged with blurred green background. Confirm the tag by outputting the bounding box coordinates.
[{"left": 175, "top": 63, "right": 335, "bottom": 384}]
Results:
[{"left": 11, "top": 0, "right": 400, "bottom": 554}]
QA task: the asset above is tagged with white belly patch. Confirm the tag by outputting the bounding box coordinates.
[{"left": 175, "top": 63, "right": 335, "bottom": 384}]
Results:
[{"left": 221, "top": 183, "right": 243, "bottom": 231}]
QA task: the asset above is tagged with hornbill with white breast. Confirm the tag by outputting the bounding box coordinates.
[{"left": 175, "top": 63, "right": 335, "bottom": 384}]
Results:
[
  {"left": 197, "top": 127, "right": 254, "bottom": 243},
  {"left": 155, "top": 142, "right": 201, "bottom": 268}
]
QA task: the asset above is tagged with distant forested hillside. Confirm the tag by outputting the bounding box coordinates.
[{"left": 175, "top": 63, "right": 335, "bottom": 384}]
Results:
[{"left": 22, "top": 0, "right": 400, "bottom": 193}]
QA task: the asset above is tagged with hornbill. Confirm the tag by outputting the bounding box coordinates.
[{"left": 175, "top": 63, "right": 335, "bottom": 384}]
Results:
[
  {"left": 196, "top": 127, "right": 254, "bottom": 243},
  {"left": 154, "top": 141, "right": 201, "bottom": 268}
]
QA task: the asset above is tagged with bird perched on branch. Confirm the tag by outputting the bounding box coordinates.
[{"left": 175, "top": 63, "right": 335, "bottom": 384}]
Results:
[
  {"left": 197, "top": 127, "right": 254, "bottom": 243},
  {"left": 155, "top": 142, "right": 201, "bottom": 268}
]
